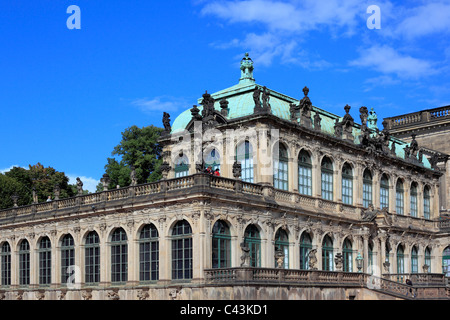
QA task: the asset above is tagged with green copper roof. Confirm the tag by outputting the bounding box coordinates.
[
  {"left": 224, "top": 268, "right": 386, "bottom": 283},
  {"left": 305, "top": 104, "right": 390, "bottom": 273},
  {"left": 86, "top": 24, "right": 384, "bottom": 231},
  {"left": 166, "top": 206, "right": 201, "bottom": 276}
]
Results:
[{"left": 169, "top": 54, "right": 432, "bottom": 170}]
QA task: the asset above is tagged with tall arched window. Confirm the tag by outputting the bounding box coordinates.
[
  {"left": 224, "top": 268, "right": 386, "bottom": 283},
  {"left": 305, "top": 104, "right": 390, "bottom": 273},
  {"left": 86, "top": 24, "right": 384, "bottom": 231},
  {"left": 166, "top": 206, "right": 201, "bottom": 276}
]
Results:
[
  {"left": 423, "top": 186, "right": 431, "bottom": 219},
  {"left": 212, "top": 220, "right": 231, "bottom": 268},
  {"left": 343, "top": 238, "right": 353, "bottom": 272},
  {"left": 397, "top": 245, "right": 405, "bottom": 279},
  {"left": 411, "top": 246, "right": 418, "bottom": 273},
  {"left": 61, "top": 234, "right": 75, "bottom": 285},
  {"left": 363, "top": 169, "right": 373, "bottom": 208},
  {"left": 85, "top": 231, "right": 100, "bottom": 285},
  {"left": 205, "top": 148, "right": 220, "bottom": 172},
  {"left": 1, "top": 242, "right": 11, "bottom": 286},
  {"left": 236, "top": 141, "right": 254, "bottom": 183},
  {"left": 368, "top": 242, "right": 374, "bottom": 274},
  {"left": 410, "top": 182, "right": 418, "bottom": 217},
  {"left": 321, "top": 157, "right": 334, "bottom": 201},
  {"left": 298, "top": 150, "right": 312, "bottom": 196},
  {"left": 380, "top": 174, "right": 390, "bottom": 210},
  {"left": 300, "top": 233, "right": 312, "bottom": 270},
  {"left": 140, "top": 224, "right": 159, "bottom": 281},
  {"left": 396, "top": 180, "right": 404, "bottom": 215},
  {"left": 174, "top": 155, "right": 189, "bottom": 178},
  {"left": 342, "top": 163, "right": 353, "bottom": 205},
  {"left": 19, "top": 240, "right": 30, "bottom": 287},
  {"left": 322, "top": 235, "right": 334, "bottom": 271},
  {"left": 274, "top": 229, "right": 289, "bottom": 268},
  {"left": 39, "top": 237, "right": 52, "bottom": 286},
  {"left": 172, "top": 220, "right": 192, "bottom": 280},
  {"left": 443, "top": 246, "right": 450, "bottom": 276},
  {"left": 424, "top": 247, "right": 431, "bottom": 273},
  {"left": 111, "top": 228, "right": 128, "bottom": 283},
  {"left": 244, "top": 225, "right": 261, "bottom": 267},
  {"left": 273, "top": 143, "right": 289, "bottom": 190}
]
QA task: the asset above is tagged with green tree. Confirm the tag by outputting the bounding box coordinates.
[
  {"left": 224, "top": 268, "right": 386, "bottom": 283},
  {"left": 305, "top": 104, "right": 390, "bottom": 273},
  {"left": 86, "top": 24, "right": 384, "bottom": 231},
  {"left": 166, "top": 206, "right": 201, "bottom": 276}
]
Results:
[
  {"left": 0, "top": 174, "right": 31, "bottom": 209},
  {"left": 1, "top": 163, "right": 76, "bottom": 209},
  {"left": 102, "top": 125, "right": 163, "bottom": 189}
]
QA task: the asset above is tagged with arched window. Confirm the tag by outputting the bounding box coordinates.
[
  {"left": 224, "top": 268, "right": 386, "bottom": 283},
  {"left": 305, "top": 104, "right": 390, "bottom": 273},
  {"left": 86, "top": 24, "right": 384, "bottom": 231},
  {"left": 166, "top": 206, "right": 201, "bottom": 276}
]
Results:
[
  {"left": 321, "top": 157, "right": 334, "bottom": 201},
  {"left": 273, "top": 143, "right": 289, "bottom": 190},
  {"left": 411, "top": 246, "right": 418, "bottom": 273},
  {"left": 212, "top": 220, "right": 231, "bottom": 268},
  {"left": 397, "top": 245, "right": 405, "bottom": 280},
  {"left": 396, "top": 180, "right": 404, "bottom": 215},
  {"left": 140, "top": 224, "right": 159, "bottom": 281},
  {"left": 174, "top": 155, "right": 189, "bottom": 178},
  {"left": 424, "top": 247, "right": 431, "bottom": 273},
  {"left": 172, "top": 220, "right": 192, "bottom": 280},
  {"left": 274, "top": 229, "right": 289, "bottom": 268},
  {"left": 410, "top": 182, "right": 418, "bottom": 217},
  {"left": 244, "top": 225, "right": 261, "bottom": 267},
  {"left": 368, "top": 242, "right": 374, "bottom": 274},
  {"left": 205, "top": 148, "right": 220, "bottom": 172},
  {"left": 299, "top": 233, "right": 312, "bottom": 270},
  {"left": 85, "top": 231, "right": 100, "bottom": 285},
  {"left": 363, "top": 169, "right": 373, "bottom": 208},
  {"left": 111, "top": 228, "right": 128, "bottom": 283},
  {"left": 343, "top": 238, "right": 353, "bottom": 272},
  {"left": 423, "top": 186, "right": 431, "bottom": 219},
  {"left": 380, "top": 174, "right": 390, "bottom": 210},
  {"left": 443, "top": 246, "right": 450, "bottom": 276},
  {"left": 298, "top": 150, "right": 312, "bottom": 196},
  {"left": 236, "top": 141, "right": 254, "bottom": 183},
  {"left": 342, "top": 163, "right": 353, "bottom": 205},
  {"left": 322, "top": 235, "right": 334, "bottom": 271},
  {"left": 1, "top": 242, "right": 11, "bottom": 286},
  {"left": 19, "top": 240, "right": 30, "bottom": 286},
  {"left": 61, "top": 234, "right": 75, "bottom": 285},
  {"left": 39, "top": 237, "right": 52, "bottom": 286}
]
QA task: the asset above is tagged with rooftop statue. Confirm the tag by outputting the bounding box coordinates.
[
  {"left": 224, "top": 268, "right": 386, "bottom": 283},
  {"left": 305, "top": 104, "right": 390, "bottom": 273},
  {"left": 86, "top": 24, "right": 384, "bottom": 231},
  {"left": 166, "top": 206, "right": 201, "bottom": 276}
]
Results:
[
  {"left": 239, "top": 53, "right": 255, "bottom": 84},
  {"left": 367, "top": 107, "right": 378, "bottom": 130}
]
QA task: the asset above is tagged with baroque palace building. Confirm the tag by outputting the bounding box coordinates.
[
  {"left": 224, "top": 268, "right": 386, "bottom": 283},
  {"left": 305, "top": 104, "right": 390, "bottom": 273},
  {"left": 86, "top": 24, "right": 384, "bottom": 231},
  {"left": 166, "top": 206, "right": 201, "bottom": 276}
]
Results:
[{"left": 1, "top": 54, "right": 449, "bottom": 300}]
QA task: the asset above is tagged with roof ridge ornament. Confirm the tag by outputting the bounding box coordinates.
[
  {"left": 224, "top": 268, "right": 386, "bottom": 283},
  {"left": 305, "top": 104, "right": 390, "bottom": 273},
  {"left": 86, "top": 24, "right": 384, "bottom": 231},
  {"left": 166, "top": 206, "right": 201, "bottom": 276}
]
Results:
[{"left": 239, "top": 53, "right": 255, "bottom": 84}]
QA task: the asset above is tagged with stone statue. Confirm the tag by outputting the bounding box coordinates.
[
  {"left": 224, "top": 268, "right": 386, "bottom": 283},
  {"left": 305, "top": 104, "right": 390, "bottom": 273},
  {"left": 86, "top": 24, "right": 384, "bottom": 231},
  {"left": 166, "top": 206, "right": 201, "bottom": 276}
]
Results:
[
  {"left": 275, "top": 249, "right": 285, "bottom": 269},
  {"left": 32, "top": 186, "right": 38, "bottom": 204},
  {"left": 313, "top": 112, "right": 322, "bottom": 130},
  {"left": 162, "top": 112, "right": 171, "bottom": 132},
  {"left": 334, "top": 118, "right": 343, "bottom": 138},
  {"left": 76, "top": 177, "right": 83, "bottom": 196},
  {"left": 410, "top": 134, "right": 419, "bottom": 158},
  {"left": 130, "top": 166, "right": 137, "bottom": 186},
  {"left": 299, "top": 86, "right": 312, "bottom": 128},
  {"left": 240, "top": 242, "right": 251, "bottom": 267},
  {"left": 261, "top": 86, "right": 271, "bottom": 112},
  {"left": 219, "top": 98, "right": 229, "bottom": 117},
  {"left": 360, "top": 106, "right": 369, "bottom": 126},
  {"left": 308, "top": 249, "right": 318, "bottom": 270},
  {"left": 232, "top": 161, "right": 242, "bottom": 179},
  {"left": 253, "top": 86, "right": 261, "bottom": 110},
  {"left": 367, "top": 107, "right": 378, "bottom": 130},
  {"left": 361, "top": 203, "right": 377, "bottom": 221},
  {"left": 335, "top": 253, "right": 343, "bottom": 271}
]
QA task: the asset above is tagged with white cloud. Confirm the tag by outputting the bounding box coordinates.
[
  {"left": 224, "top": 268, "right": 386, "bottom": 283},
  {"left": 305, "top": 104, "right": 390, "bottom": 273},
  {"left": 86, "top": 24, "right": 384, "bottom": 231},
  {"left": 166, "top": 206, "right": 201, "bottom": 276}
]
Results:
[
  {"left": 68, "top": 175, "right": 100, "bottom": 193},
  {"left": 349, "top": 45, "right": 438, "bottom": 79},
  {"left": 131, "top": 96, "right": 187, "bottom": 114},
  {"left": 394, "top": 2, "right": 450, "bottom": 39},
  {"left": 0, "top": 165, "right": 26, "bottom": 174}
]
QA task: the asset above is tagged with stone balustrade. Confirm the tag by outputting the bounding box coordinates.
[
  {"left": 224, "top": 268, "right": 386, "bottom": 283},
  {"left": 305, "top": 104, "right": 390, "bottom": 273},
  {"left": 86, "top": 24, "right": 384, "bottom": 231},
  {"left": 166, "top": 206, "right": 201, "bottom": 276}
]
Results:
[
  {"left": 0, "top": 173, "right": 442, "bottom": 231},
  {"left": 384, "top": 105, "right": 450, "bottom": 130},
  {"left": 204, "top": 267, "right": 449, "bottom": 300}
]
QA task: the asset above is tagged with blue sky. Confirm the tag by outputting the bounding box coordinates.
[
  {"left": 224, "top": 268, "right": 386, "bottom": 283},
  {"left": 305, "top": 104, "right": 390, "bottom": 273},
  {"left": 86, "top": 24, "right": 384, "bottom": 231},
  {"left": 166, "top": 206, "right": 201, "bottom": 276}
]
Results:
[{"left": 1, "top": 0, "right": 449, "bottom": 192}]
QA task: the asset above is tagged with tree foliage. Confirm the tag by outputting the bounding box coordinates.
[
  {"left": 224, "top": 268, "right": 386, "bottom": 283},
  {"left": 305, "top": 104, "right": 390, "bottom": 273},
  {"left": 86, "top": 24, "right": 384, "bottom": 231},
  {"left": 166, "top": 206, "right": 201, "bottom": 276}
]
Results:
[
  {"left": 0, "top": 163, "right": 76, "bottom": 210},
  {"left": 101, "top": 125, "right": 163, "bottom": 189}
]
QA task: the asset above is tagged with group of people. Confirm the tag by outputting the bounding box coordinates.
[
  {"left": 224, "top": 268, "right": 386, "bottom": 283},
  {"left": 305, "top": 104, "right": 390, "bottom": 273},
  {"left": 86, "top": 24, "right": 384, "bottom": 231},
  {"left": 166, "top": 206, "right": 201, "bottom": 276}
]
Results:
[{"left": 204, "top": 166, "right": 220, "bottom": 176}]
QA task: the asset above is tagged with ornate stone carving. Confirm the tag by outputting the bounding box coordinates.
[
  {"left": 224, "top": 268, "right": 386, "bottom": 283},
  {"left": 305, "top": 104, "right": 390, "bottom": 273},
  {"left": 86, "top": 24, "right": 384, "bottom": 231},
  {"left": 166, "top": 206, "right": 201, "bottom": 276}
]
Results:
[
  {"left": 76, "top": 177, "right": 83, "bottom": 196},
  {"left": 232, "top": 161, "right": 242, "bottom": 179},
  {"left": 240, "top": 242, "right": 251, "bottom": 267},
  {"left": 299, "top": 86, "right": 313, "bottom": 128},
  {"left": 137, "top": 289, "right": 150, "bottom": 300}
]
